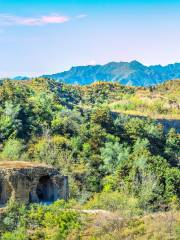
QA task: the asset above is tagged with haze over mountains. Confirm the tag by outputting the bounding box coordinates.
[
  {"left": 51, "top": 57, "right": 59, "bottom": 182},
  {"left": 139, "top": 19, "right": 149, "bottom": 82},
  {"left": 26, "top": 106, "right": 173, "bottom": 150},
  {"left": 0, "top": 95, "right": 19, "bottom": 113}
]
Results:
[{"left": 13, "top": 60, "right": 180, "bottom": 86}]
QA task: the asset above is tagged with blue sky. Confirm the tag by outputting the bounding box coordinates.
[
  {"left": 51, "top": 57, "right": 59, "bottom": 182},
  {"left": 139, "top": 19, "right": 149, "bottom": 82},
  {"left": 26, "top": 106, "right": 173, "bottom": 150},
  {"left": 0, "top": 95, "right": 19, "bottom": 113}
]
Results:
[{"left": 0, "top": 0, "right": 180, "bottom": 77}]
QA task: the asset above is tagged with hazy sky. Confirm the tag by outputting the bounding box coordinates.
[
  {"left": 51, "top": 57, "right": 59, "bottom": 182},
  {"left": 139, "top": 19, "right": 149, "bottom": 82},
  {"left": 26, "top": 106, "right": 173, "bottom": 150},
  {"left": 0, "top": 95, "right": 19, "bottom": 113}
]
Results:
[{"left": 0, "top": 0, "right": 180, "bottom": 77}]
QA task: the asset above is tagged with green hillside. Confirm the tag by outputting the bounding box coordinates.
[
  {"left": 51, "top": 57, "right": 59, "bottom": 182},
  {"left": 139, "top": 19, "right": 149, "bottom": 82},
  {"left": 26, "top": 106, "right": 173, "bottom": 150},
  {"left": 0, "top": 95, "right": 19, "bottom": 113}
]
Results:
[
  {"left": 77, "top": 80, "right": 180, "bottom": 119},
  {"left": 0, "top": 78, "right": 179, "bottom": 239},
  {"left": 14, "top": 77, "right": 180, "bottom": 119}
]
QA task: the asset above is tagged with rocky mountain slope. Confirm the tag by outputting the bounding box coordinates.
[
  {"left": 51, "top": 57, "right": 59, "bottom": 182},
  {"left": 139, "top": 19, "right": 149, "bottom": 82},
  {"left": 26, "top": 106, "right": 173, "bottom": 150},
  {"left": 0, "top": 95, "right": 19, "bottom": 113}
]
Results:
[{"left": 43, "top": 61, "right": 180, "bottom": 86}]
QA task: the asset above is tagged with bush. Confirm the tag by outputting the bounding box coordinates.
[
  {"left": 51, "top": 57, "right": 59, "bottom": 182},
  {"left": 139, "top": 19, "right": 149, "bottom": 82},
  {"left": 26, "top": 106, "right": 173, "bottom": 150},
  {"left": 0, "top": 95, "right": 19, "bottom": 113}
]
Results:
[
  {"left": 0, "top": 200, "right": 82, "bottom": 240},
  {"left": 84, "top": 191, "right": 142, "bottom": 217},
  {"left": 1, "top": 228, "right": 28, "bottom": 240},
  {"left": 0, "top": 139, "right": 24, "bottom": 160}
]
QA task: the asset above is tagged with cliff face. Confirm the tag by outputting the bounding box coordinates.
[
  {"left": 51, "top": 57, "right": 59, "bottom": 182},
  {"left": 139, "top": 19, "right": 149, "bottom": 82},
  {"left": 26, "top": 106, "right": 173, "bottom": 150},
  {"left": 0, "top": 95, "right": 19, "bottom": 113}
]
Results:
[{"left": 0, "top": 162, "right": 68, "bottom": 205}]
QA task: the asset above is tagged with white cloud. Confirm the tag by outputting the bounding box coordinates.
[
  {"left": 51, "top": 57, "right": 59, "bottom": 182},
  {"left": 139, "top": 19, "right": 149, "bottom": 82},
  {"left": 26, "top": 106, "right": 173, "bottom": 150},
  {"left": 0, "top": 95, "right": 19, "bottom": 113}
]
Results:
[{"left": 0, "top": 13, "right": 69, "bottom": 26}]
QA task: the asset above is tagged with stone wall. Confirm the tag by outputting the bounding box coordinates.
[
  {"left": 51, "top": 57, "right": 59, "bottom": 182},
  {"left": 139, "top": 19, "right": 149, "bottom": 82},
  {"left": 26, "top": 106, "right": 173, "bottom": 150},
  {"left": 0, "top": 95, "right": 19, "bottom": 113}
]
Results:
[{"left": 0, "top": 162, "right": 68, "bottom": 205}]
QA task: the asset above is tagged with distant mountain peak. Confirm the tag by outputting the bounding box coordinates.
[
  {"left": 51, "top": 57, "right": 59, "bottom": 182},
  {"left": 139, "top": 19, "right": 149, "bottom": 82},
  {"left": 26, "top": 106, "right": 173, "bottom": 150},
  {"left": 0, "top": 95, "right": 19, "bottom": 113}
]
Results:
[
  {"left": 130, "top": 60, "right": 144, "bottom": 67},
  {"left": 41, "top": 60, "right": 180, "bottom": 86}
]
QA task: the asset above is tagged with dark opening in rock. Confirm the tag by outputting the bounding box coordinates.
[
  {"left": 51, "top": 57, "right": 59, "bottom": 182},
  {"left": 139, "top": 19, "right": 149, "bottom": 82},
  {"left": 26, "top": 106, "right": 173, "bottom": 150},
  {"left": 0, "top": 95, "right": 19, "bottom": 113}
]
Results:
[
  {"left": 36, "top": 175, "right": 55, "bottom": 203},
  {"left": 0, "top": 161, "right": 68, "bottom": 205}
]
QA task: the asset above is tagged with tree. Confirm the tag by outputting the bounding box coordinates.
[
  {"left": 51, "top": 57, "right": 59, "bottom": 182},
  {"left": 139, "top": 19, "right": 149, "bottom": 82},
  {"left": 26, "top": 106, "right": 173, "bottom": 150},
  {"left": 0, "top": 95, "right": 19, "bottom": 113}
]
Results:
[
  {"left": 101, "top": 142, "right": 130, "bottom": 174},
  {"left": 165, "top": 128, "right": 180, "bottom": 167},
  {"left": 90, "top": 106, "right": 114, "bottom": 131},
  {"left": 0, "top": 139, "right": 24, "bottom": 161},
  {"left": 0, "top": 102, "right": 22, "bottom": 142}
]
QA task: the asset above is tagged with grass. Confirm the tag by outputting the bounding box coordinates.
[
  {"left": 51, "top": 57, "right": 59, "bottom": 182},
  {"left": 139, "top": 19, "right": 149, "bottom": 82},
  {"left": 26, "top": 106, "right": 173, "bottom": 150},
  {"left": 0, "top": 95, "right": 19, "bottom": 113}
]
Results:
[
  {"left": 78, "top": 210, "right": 180, "bottom": 240},
  {"left": 109, "top": 90, "right": 180, "bottom": 120}
]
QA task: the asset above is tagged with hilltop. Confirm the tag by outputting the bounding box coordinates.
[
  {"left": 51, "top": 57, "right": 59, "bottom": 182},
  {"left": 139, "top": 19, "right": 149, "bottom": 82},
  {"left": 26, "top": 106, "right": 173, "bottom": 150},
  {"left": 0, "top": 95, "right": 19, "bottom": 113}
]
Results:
[
  {"left": 81, "top": 80, "right": 180, "bottom": 119},
  {"left": 3, "top": 78, "right": 180, "bottom": 121}
]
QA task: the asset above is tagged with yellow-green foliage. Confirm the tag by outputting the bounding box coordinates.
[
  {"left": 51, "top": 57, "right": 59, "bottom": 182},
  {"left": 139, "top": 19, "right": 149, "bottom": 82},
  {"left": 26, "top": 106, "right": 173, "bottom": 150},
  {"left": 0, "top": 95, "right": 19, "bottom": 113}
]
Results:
[
  {"left": 0, "top": 78, "right": 179, "bottom": 239},
  {"left": 1, "top": 200, "right": 82, "bottom": 240},
  {"left": 108, "top": 80, "right": 180, "bottom": 119},
  {"left": 84, "top": 191, "right": 142, "bottom": 217},
  {"left": 1, "top": 200, "right": 180, "bottom": 240},
  {"left": 79, "top": 210, "right": 180, "bottom": 240}
]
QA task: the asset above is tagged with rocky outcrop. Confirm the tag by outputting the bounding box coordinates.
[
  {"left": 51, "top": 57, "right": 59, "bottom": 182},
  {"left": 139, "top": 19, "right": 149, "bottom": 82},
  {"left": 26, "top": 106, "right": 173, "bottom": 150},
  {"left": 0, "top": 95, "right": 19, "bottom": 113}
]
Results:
[{"left": 0, "top": 161, "right": 68, "bottom": 205}]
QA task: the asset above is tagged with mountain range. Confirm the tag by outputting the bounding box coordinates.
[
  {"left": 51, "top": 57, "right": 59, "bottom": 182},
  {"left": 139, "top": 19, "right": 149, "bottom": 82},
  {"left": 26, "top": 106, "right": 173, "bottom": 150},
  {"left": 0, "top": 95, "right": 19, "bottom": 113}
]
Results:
[{"left": 15, "top": 61, "right": 180, "bottom": 86}]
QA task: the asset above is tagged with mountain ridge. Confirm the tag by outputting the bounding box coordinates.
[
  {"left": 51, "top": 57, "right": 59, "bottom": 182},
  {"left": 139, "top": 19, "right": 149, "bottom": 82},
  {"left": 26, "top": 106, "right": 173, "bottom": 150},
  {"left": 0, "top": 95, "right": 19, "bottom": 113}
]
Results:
[{"left": 42, "top": 60, "right": 180, "bottom": 86}]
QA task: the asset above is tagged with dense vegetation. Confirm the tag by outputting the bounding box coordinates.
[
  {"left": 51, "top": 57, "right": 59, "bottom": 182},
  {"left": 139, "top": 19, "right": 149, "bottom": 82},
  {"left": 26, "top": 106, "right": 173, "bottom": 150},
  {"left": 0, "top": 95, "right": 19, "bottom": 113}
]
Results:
[
  {"left": 79, "top": 80, "right": 180, "bottom": 119},
  {"left": 0, "top": 78, "right": 179, "bottom": 239}
]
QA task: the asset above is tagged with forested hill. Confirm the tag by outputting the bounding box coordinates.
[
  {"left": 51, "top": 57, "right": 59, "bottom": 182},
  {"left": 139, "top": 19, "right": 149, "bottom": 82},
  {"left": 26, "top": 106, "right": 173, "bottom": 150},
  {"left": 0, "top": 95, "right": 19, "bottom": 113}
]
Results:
[
  {"left": 0, "top": 78, "right": 180, "bottom": 239},
  {"left": 1, "top": 78, "right": 179, "bottom": 121},
  {"left": 42, "top": 61, "right": 180, "bottom": 86}
]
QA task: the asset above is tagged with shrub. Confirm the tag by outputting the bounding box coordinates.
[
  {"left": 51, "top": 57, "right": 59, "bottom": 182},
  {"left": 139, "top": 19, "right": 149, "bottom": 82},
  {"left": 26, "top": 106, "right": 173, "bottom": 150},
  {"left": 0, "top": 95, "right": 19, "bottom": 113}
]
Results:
[
  {"left": 84, "top": 191, "right": 142, "bottom": 217},
  {"left": 0, "top": 139, "right": 24, "bottom": 160},
  {"left": 1, "top": 228, "right": 28, "bottom": 240}
]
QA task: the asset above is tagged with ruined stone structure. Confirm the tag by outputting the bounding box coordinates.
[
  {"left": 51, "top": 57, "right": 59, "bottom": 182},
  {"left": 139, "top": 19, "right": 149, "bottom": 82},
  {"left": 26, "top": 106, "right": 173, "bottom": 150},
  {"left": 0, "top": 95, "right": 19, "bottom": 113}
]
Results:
[{"left": 0, "top": 161, "right": 68, "bottom": 205}]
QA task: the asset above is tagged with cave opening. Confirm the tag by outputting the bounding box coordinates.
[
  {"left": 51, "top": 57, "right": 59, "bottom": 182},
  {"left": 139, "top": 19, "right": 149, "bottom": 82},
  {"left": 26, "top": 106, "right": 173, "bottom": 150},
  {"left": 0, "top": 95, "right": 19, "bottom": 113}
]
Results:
[{"left": 36, "top": 175, "right": 56, "bottom": 203}]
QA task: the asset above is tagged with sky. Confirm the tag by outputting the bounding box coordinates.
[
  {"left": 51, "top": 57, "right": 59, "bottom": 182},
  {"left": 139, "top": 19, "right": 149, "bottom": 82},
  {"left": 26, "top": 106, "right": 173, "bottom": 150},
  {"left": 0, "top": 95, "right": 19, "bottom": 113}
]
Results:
[{"left": 0, "top": 0, "right": 180, "bottom": 77}]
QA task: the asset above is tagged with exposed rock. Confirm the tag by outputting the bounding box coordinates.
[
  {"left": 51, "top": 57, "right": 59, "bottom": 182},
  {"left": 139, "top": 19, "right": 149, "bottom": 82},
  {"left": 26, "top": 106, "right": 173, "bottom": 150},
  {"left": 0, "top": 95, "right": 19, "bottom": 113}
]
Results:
[{"left": 0, "top": 161, "right": 68, "bottom": 205}]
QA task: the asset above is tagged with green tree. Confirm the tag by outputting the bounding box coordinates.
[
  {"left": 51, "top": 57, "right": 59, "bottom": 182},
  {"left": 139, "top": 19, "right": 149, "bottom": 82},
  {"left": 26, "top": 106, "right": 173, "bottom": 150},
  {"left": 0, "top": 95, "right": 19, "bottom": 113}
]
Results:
[
  {"left": 101, "top": 142, "right": 130, "bottom": 174},
  {"left": 0, "top": 139, "right": 24, "bottom": 160},
  {"left": 165, "top": 128, "right": 180, "bottom": 167}
]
